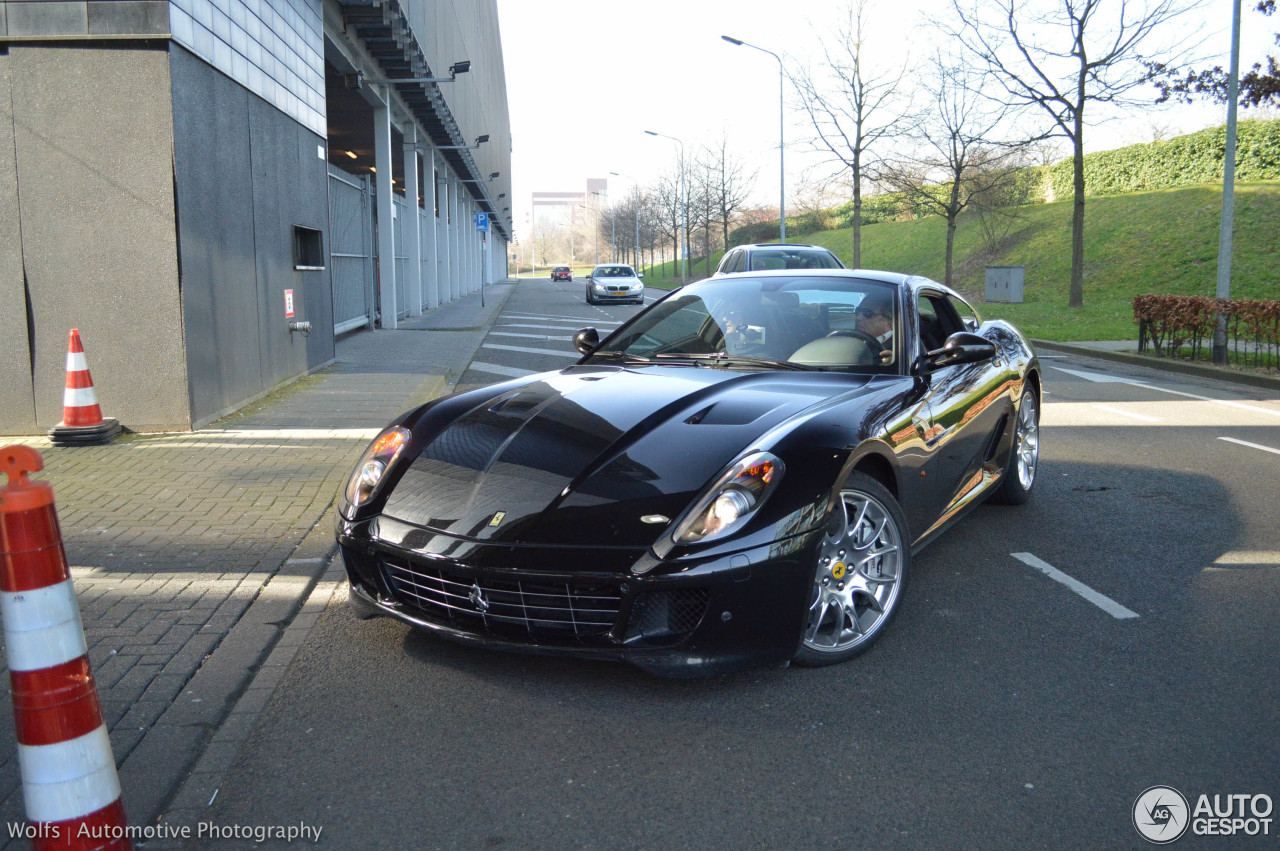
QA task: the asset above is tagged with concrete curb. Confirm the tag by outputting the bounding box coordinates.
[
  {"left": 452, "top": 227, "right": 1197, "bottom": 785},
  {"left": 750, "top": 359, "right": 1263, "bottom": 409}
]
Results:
[
  {"left": 1031, "top": 339, "right": 1280, "bottom": 392},
  {"left": 124, "top": 286, "right": 516, "bottom": 832},
  {"left": 118, "top": 509, "right": 341, "bottom": 828},
  {"left": 150, "top": 557, "right": 347, "bottom": 844}
]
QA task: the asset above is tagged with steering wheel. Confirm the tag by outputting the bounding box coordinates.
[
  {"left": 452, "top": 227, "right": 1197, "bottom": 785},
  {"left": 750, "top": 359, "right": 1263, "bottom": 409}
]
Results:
[{"left": 826, "top": 329, "right": 883, "bottom": 350}]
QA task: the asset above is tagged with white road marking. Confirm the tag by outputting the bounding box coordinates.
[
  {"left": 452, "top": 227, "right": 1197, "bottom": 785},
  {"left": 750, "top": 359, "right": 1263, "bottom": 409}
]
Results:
[
  {"left": 1052, "top": 366, "right": 1280, "bottom": 417},
  {"left": 498, "top": 322, "right": 616, "bottom": 331},
  {"left": 1011, "top": 553, "right": 1140, "bottom": 619},
  {"left": 481, "top": 343, "right": 578, "bottom": 358},
  {"left": 505, "top": 313, "right": 620, "bottom": 325},
  {"left": 469, "top": 361, "right": 538, "bottom": 378},
  {"left": 1218, "top": 436, "right": 1280, "bottom": 456},
  {"left": 490, "top": 331, "right": 574, "bottom": 341},
  {"left": 1091, "top": 404, "right": 1161, "bottom": 422},
  {"left": 1212, "top": 550, "right": 1280, "bottom": 566}
]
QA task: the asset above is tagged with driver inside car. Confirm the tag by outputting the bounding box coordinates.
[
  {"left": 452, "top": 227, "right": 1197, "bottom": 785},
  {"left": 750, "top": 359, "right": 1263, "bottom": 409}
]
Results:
[{"left": 855, "top": 291, "right": 895, "bottom": 363}]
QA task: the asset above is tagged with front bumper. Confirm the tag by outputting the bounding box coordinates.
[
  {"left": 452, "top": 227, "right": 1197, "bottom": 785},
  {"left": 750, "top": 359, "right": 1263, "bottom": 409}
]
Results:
[
  {"left": 337, "top": 515, "right": 818, "bottom": 677},
  {"left": 590, "top": 287, "right": 643, "bottom": 302}
]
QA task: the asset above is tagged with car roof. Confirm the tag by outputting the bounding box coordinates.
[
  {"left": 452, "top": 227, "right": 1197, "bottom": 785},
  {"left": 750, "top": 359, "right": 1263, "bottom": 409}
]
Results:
[
  {"left": 684, "top": 267, "right": 966, "bottom": 299},
  {"left": 736, "top": 243, "right": 832, "bottom": 251}
]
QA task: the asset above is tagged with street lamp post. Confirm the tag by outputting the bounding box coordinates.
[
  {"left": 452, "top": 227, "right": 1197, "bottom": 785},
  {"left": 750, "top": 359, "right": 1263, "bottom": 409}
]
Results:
[
  {"left": 644, "top": 130, "right": 687, "bottom": 282},
  {"left": 609, "top": 171, "right": 642, "bottom": 274},
  {"left": 591, "top": 191, "right": 606, "bottom": 262},
  {"left": 722, "top": 35, "right": 785, "bottom": 243}
]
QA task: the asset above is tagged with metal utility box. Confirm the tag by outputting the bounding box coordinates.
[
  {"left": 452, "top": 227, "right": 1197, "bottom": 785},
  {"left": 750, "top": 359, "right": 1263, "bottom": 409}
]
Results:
[{"left": 985, "top": 266, "right": 1025, "bottom": 303}]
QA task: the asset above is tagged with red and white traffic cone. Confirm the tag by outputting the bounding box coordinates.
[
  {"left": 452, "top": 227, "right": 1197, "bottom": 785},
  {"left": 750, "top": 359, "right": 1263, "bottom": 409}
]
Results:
[
  {"left": 48, "top": 330, "right": 121, "bottom": 447},
  {"left": 0, "top": 445, "right": 131, "bottom": 850}
]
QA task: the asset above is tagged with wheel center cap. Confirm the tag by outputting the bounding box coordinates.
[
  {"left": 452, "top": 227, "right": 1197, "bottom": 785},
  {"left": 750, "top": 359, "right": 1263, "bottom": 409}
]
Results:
[{"left": 831, "top": 562, "right": 847, "bottom": 580}]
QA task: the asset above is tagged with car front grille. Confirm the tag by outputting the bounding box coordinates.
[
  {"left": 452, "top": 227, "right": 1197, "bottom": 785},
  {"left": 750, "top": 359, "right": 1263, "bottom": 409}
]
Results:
[
  {"left": 381, "top": 557, "right": 622, "bottom": 641},
  {"left": 623, "top": 589, "right": 709, "bottom": 642}
]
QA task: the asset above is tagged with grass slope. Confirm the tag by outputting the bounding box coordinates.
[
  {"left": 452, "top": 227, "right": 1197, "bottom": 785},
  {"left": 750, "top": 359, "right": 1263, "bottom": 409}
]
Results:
[{"left": 645, "top": 181, "right": 1280, "bottom": 341}]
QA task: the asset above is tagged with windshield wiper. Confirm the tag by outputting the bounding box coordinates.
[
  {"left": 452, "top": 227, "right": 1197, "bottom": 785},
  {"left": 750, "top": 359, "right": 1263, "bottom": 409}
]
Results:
[
  {"left": 656, "top": 353, "right": 813, "bottom": 371},
  {"left": 588, "top": 351, "right": 655, "bottom": 365}
]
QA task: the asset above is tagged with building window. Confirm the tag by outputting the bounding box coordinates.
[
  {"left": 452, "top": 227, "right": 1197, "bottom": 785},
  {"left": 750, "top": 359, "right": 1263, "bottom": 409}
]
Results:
[{"left": 293, "top": 226, "right": 325, "bottom": 270}]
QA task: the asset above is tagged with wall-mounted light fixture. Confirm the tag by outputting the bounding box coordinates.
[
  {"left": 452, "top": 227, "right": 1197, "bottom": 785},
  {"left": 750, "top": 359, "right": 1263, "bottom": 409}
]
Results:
[
  {"left": 437, "top": 135, "right": 489, "bottom": 150},
  {"left": 360, "top": 60, "right": 472, "bottom": 86}
]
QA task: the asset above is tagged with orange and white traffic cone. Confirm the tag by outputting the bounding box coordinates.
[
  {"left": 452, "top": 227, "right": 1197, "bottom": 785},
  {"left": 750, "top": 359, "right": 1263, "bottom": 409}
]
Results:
[
  {"left": 48, "top": 330, "right": 120, "bottom": 447},
  {"left": 0, "top": 445, "right": 131, "bottom": 850}
]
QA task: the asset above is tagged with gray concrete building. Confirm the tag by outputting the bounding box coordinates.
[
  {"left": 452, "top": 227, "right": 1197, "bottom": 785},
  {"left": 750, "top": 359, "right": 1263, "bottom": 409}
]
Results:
[{"left": 1, "top": 0, "right": 512, "bottom": 433}]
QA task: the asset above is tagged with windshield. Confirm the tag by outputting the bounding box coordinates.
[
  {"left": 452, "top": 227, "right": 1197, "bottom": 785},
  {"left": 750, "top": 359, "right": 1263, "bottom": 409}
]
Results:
[
  {"left": 748, "top": 249, "right": 842, "bottom": 271},
  {"left": 592, "top": 276, "right": 899, "bottom": 371},
  {"left": 594, "top": 266, "right": 637, "bottom": 278}
]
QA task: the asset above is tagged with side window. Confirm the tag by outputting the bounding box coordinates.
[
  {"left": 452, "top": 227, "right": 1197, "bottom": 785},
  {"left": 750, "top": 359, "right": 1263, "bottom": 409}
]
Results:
[
  {"left": 948, "top": 295, "right": 981, "bottom": 331},
  {"left": 728, "top": 250, "right": 745, "bottom": 273},
  {"left": 916, "top": 293, "right": 958, "bottom": 353}
]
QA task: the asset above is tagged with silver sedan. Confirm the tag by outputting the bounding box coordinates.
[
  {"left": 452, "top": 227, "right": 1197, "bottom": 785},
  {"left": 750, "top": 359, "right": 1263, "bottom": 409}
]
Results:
[{"left": 585, "top": 264, "right": 645, "bottom": 305}]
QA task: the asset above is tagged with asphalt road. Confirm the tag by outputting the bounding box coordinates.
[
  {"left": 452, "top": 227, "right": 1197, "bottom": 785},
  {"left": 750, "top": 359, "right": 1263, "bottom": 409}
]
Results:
[{"left": 199, "top": 278, "right": 1279, "bottom": 849}]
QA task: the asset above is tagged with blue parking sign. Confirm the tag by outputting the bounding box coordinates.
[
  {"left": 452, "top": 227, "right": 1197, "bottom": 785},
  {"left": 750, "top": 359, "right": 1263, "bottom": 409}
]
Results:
[{"left": 474, "top": 212, "right": 489, "bottom": 231}]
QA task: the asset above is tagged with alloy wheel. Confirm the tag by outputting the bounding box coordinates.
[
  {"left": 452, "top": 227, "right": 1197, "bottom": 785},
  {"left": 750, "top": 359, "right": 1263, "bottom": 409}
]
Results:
[
  {"left": 1015, "top": 394, "right": 1039, "bottom": 490},
  {"left": 803, "top": 488, "right": 905, "bottom": 654}
]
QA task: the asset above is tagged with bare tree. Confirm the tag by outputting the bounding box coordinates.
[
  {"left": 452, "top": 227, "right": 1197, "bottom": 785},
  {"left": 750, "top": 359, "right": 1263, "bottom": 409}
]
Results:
[
  {"left": 877, "top": 53, "right": 1025, "bottom": 286},
  {"left": 650, "top": 170, "right": 683, "bottom": 277},
  {"left": 686, "top": 157, "right": 717, "bottom": 276},
  {"left": 792, "top": 0, "right": 911, "bottom": 266},
  {"left": 700, "top": 135, "right": 757, "bottom": 253},
  {"left": 949, "top": 0, "right": 1207, "bottom": 307},
  {"left": 792, "top": 170, "right": 852, "bottom": 215}
]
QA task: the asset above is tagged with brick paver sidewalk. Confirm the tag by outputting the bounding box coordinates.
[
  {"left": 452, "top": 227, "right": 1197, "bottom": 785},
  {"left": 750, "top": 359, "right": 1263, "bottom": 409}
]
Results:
[{"left": 0, "top": 284, "right": 514, "bottom": 836}]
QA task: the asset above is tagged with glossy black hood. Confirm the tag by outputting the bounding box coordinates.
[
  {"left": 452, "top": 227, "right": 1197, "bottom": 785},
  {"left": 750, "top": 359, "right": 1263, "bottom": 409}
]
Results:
[{"left": 382, "top": 364, "right": 871, "bottom": 547}]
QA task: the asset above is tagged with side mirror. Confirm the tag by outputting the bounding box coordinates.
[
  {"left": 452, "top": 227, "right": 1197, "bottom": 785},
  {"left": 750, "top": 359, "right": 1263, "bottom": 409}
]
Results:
[
  {"left": 573, "top": 327, "right": 601, "bottom": 355},
  {"left": 919, "top": 332, "right": 996, "bottom": 373},
  {"left": 638, "top": 272, "right": 645, "bottom": 278}
]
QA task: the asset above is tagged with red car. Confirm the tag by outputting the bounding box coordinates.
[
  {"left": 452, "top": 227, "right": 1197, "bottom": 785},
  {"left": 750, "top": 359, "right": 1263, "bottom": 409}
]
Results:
[{"left": 551, "top": 265, "right": 572, "bottom": 281}]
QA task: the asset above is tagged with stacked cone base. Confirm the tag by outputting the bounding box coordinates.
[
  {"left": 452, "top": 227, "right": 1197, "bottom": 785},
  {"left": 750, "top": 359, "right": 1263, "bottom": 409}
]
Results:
[{"left": 48, "top": 418, "right": 121, "bottom": 447}]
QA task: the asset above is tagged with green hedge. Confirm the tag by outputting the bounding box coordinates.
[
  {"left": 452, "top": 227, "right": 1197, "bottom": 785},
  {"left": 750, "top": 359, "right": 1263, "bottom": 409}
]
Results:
[
  {"left": 730, "top": 118, "right": 1280, "bottom": 245},
  {"left": 1047, "top": 118, "right": 1280, "bottom": 199}
]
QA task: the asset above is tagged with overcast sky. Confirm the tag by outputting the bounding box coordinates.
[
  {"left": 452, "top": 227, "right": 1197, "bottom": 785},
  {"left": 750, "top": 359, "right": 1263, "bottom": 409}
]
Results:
[{"left": 495, "top": 0, "right": 1271, "bottom": 240}]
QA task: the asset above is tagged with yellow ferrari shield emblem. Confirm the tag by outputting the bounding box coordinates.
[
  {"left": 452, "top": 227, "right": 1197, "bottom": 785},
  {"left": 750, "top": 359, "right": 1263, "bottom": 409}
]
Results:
[
  {"left": 489, "top": 511, "right": 506, "bottom": 527},
  {"left": 831, "top": 562, "right": 847, "bottom": 580}
]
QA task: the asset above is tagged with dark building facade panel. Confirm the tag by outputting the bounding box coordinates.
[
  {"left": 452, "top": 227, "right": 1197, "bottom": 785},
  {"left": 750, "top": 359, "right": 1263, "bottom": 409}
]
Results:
[
  {"left": 4, "top": 44, "right": 188, "bottom": 433},
  {"left": 171, "top": 44, "right": 334, "bottom": 427},
  {"left": 0, "top": 49, "right": 38, "bottom": 433}
]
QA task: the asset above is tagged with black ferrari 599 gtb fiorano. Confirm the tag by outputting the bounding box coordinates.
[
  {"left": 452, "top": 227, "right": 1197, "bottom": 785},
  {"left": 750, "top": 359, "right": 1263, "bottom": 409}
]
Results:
[{"left": 336, "top": 270, "right": 1041, "bottom": 676}]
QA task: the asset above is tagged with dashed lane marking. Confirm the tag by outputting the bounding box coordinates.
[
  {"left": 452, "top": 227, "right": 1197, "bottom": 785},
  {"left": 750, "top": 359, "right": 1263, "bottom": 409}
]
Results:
[
  {"left": 1052, "top": 367, "right": 1280, "bottom": 417},
  {"left": 1091, "top": 404, "right": 1161, "bottom": 422},
  {"left": 1218, "top": 437, "right": 1280, "bottom": 456},
  {"left": 481, "top": 343, "right": 578, "bottom": 358},
  {"left": 1011, "top": 552, "right": 1140, "bottom": 619},
  {"left": 469, "top": 361, "right": 539, "bottom": 378},
  {"left": 489, "top": 331, "right": 574, "bottom": 341}
]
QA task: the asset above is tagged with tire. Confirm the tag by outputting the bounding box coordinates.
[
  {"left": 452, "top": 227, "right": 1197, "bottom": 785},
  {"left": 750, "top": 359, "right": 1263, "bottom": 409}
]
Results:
[
  {"left": 585, "top": 288, "right": 594, "bottom": 305},
  {"left": 991, "top": 389, "right": 1039, "bottom": 505},
  {"left": 793, "top": 472, "right": 909, "bottom": 667}
]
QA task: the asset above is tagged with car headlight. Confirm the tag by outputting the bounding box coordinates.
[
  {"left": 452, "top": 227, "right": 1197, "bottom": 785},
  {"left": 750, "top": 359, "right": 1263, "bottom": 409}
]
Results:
[
  {"left": 671, "top": 451, "right": 784, "bottom": 545},
  {"left": 630, "top": 283, "right": 643, "bottom": 290},
  {"left": 340, "top": 425, "right": 411, "bottom": 517},
  {"left": 594, "top": 283, "right": 607, "bottom": 290}
]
